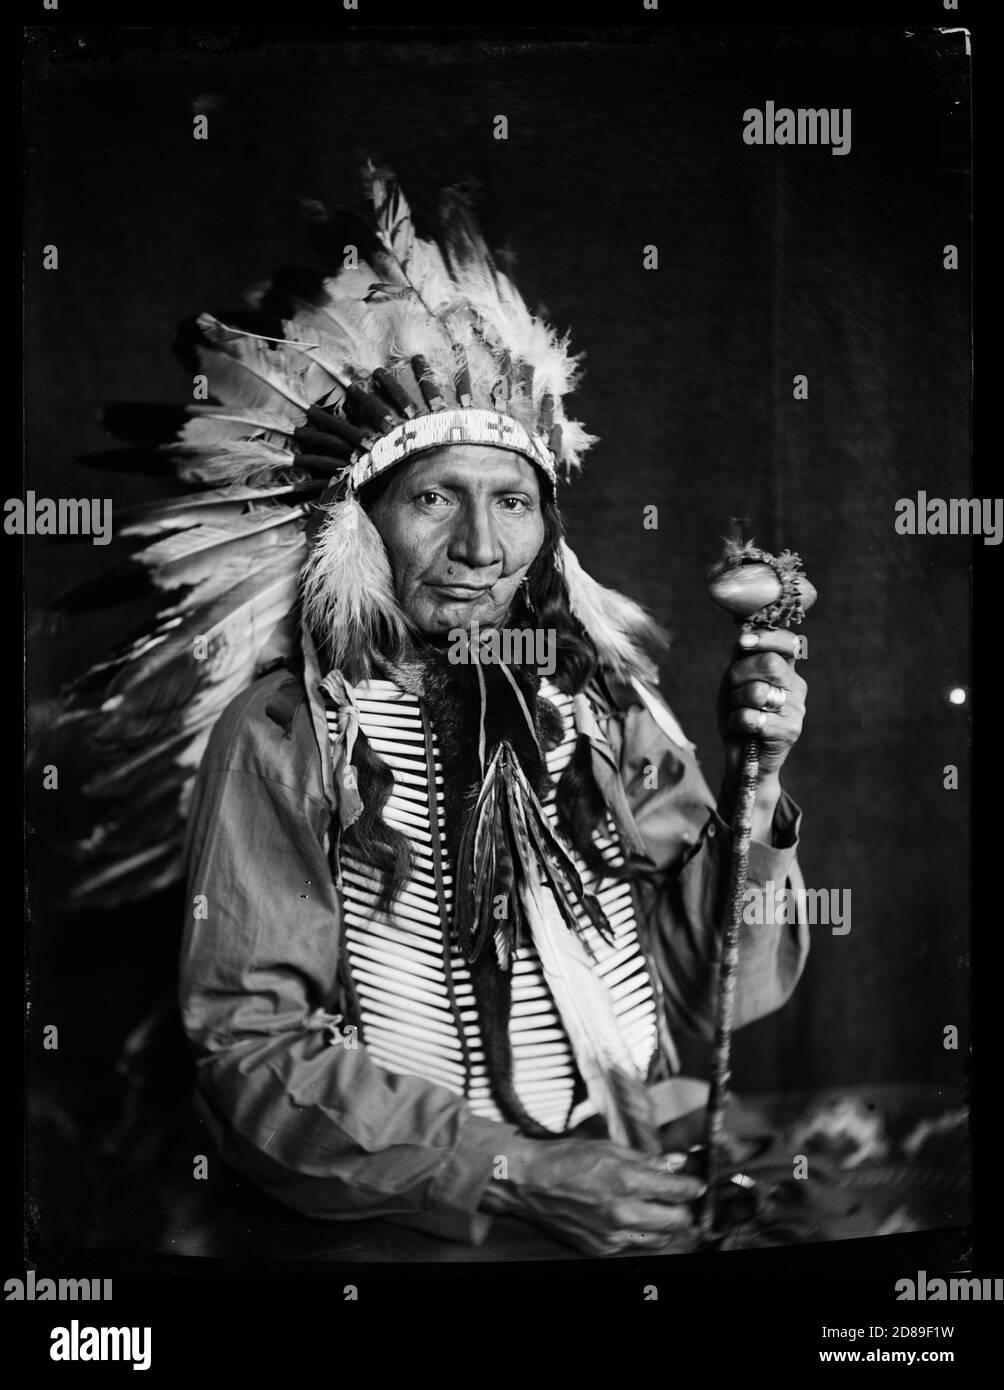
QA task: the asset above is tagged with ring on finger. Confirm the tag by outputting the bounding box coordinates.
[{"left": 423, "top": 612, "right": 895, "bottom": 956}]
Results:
[{"left": 755, "top": 709, "right": 768, "bottom": 734}]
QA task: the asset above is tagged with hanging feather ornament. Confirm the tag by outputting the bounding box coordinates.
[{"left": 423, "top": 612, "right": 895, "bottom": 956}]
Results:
[
  {"left": 453, "top": 733, "right": 661, "bottom": 1155},
  {"left": 454, "top": 739, "right": 615, "bottom": 967},
  {"left": 448, "top": 701, "right": 658, "bottom": 1150}
]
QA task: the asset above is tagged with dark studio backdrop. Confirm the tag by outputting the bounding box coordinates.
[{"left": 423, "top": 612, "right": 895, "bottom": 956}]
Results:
[{"left": 23, "top": 27, "right": 971, "bottom": 1254}]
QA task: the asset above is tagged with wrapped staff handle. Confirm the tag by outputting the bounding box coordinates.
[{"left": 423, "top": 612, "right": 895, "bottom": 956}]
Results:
[{"left": 697, "top": 536, "right": 816, "bottom": 1243}]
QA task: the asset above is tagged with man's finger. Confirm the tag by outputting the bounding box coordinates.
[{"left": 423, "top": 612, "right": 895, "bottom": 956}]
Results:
[
  {"left": 727, "top": 707, "right": 794, "bottom": 740},
  {"left": 729, "top": 680, "right": 789, "bottom": 712},
  {"left": 727, "top": 651, "right": 793, "bottom": 686},
  {"left": 735, "top": 629, "right": 807, "bottom": 662}
]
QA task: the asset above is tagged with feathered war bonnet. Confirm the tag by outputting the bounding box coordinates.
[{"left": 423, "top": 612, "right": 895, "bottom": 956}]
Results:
[
  {"left": 174, "top": 160, "right": 662, "bottom": 686},
  {"left": 45, "top": 158, "right": 671, "bottom": 915}
]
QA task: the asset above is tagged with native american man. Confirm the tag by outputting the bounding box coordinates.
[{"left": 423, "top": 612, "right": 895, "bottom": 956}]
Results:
[{"left": 65, "top": 165, "right": 809, "bottom": 1257}]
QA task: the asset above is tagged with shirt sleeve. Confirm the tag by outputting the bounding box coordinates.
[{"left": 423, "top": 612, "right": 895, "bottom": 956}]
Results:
[
  {"left": 611, "top": 687, "right": 810, "bottom": 1040},
  {"left": 178, "top": 675, "right": 521, "bottom": 1245}
]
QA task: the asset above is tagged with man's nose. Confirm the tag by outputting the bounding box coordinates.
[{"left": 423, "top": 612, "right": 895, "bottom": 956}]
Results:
[{"left": 447, "top": 501, "right": 503, "bottom": 572}]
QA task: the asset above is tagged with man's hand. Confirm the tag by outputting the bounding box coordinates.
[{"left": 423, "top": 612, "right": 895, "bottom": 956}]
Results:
[
  {"left": 480, "top": 1136, "right": 705, "bottom": 1256},
  {"left": 717, "top": 628, "right": 808, "bottom": 836}
]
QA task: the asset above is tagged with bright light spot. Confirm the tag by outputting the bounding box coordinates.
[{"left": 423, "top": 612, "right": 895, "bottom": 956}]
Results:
[{"left": 948, "top": 687, "right": 967, "bottom": 706}]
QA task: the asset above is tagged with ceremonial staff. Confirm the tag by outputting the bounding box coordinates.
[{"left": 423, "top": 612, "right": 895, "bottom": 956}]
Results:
[{"left": 698, "top": 532, "right": 817, "bottom": 1243}]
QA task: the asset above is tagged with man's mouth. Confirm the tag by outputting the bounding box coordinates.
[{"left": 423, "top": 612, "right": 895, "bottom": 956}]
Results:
[{"left": 429, "top": 583, "right": 493, "bottom": 600}]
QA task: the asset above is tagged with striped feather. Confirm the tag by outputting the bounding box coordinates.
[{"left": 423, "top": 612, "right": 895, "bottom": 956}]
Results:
[
  {"left": 117, "top": 483, "right": 317, "bottom": 537},
  {"left": 194, "top": 313, "right": 314, "bottom": 412},
  {"left": 176, "top": 404, "right": 303, "bottom": 448},
  {"left": 67, "top": 505, "right": 309, "bottom": 610},
  {"left": 165, "top": 439, "right": 300, "bottom": 487},
  {"left": 53, "top": 542, "right": 303, "bottom": 908}
]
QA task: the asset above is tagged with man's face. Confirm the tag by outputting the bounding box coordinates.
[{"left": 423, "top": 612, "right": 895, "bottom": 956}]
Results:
[{"left": 366, "top": 445, "right": 547, "bottom": 635}]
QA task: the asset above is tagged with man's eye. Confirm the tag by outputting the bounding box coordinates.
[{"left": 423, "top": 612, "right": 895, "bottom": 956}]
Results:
[
  {"left": 498, "top": 496, "right": 529, "bottom": 514},
  {"left": 416, "top": 491, "right": 450, "bottom": 507}
]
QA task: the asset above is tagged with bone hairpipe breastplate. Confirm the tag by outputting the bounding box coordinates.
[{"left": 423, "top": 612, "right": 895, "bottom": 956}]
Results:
[{"left": 327, "top": 677, "right": 661, "bottom": 1133}]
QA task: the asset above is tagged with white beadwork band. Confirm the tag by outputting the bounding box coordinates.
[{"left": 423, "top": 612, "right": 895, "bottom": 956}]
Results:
[{"left": 348, "top": 408, "right": 557, "bottom": 490}]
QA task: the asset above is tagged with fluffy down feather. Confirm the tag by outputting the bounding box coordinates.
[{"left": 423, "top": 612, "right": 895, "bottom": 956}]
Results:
[
  {"left": 559, "top": 540, "right": 666, "bottom": 684},
  {"left": 299, "top": 493, "right": 412, "bottom": 676}
]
